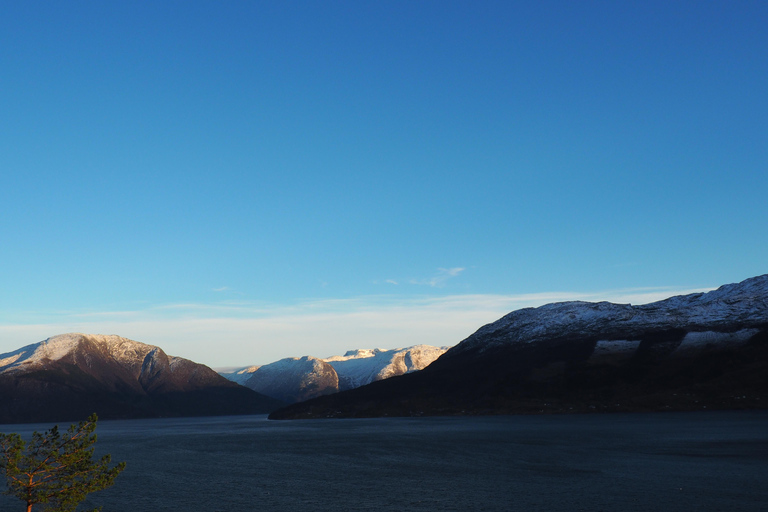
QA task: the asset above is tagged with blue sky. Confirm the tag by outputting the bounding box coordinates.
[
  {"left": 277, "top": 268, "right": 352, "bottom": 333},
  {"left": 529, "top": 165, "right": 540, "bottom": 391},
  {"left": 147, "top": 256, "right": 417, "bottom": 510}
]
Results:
[{"left": 1, "top": 1, "right": 766, "bottom": 366}]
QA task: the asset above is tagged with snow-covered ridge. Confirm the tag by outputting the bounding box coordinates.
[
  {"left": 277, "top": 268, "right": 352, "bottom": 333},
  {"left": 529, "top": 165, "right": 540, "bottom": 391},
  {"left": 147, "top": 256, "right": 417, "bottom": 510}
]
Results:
[
  {"left": 0, "top": 333, "right": 165, "bottom": 374},
  {"left": 326, "top": 348, "right": 382, "bottom": 360},
  {"left": 452, "top": 274, "right": 768, "bottom": 354},
  {"left": 324, "top": 345, "right": 449, "bottom": 390}
]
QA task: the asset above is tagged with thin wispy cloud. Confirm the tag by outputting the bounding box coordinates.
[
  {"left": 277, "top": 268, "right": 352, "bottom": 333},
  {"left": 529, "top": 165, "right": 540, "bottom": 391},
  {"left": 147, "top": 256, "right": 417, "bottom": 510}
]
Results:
[
  {"left": 0, "top": 285, "right": 714, "bottom": 367},
  {"left": 385, "top": 279, "right": 398, "bottom": 285},
  {"left": 212, "top": 287, "right": 230, "bottom": 292},
  {"left": 410, "top": 267, "right": 465, "bottom": 287}
]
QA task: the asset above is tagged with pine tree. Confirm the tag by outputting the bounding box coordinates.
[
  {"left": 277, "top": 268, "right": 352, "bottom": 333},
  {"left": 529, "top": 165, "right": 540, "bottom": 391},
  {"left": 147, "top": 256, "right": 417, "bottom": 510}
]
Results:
[{"left": 0, "top": 413, "right": 125, "bottom": 512}]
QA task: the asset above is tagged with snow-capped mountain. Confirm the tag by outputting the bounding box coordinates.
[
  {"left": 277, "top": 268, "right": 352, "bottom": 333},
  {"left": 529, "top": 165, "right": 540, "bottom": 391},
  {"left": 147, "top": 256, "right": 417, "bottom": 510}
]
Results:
[
  {"left": 450, "top": 274, "right": 768, "bottom": 357},
  {"left": 0, "top": 333, "right": 283, "bottom": 424},
  {"left": 243, "top": 356, "right": 338, "bottom": 404},
  {"left": 1, "top": 333, "right": 212, "bottom": 391},
  {"left": 221, "top": 345, "right": 449, "bottom": 403},
  {"left": 325, "top": 345, "right": 449, "bottom": 390},
  {"left": 271, "top": 274, "right": 768, "bottom": 419}
]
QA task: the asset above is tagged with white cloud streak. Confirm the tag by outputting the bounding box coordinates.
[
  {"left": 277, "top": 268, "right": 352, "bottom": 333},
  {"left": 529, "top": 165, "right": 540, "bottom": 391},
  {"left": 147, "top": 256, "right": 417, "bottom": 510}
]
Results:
[
  {"left": 410, "top": 267, "right": 465, "bottom": 287},
  {"left": 0, "top": 286, "right": 713, "bottom": 369}
]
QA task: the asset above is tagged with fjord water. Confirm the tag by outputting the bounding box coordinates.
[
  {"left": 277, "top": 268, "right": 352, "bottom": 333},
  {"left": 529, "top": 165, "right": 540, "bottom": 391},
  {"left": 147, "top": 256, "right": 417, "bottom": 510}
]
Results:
[{"left": 1, "top": 412, "right": 766, "bottom": 511}]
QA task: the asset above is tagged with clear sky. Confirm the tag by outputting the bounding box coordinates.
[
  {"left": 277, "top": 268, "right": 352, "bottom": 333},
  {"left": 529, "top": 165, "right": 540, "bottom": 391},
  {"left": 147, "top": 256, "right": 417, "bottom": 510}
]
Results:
[{"left": 1, "top": 1, "right": 766, "bottom": 367}]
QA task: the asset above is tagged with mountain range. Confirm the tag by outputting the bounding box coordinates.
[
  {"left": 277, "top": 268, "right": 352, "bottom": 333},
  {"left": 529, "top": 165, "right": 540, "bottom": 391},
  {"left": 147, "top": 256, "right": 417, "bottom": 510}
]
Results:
[
  {"left": 219, "top": 345, "right": 448, "bottom": 403},
  {"left": 2, "top": 275, "right": 765, "bottom": 423},
  {"left": 0, "top": 333, "right": 283, "bottom": 424},
  {"left": 269, "top": 274, "right": 768, "bottom": 419}
]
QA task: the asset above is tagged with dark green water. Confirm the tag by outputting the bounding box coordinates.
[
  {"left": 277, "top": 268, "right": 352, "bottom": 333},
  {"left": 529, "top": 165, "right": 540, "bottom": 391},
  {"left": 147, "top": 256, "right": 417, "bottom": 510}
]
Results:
[{"left": 1, "top": 411, "right": 766, "bottom": 511}]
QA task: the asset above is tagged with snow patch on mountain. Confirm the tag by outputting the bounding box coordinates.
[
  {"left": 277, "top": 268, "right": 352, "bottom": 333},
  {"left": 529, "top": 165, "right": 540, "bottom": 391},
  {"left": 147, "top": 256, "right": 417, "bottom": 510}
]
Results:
[
  {"left": 588, "top": 339, "right": 641, "bottom": 364},
  {"left": 0, "top": 349, "right": 29, "bottom": 369},
  {"left": 673, "top": 329, "right": 759, "bottom": 355}
]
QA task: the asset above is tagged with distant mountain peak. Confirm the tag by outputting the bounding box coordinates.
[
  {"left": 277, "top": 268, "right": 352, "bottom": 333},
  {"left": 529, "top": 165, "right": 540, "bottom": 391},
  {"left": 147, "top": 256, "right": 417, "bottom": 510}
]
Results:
[
  {"left": 324, "top": 345, "right": 450, "bottom": 390},
  {"left": 338, "top": 348, "right": 383, "bottom": 358},
  {"left": 221, "top": 344, "right": 450, "bottom": 403}
]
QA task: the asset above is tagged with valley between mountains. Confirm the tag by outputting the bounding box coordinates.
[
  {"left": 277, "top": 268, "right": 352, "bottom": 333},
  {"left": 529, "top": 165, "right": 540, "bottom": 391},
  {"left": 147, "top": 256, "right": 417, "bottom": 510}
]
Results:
[{"left": 1, "top": 275, "right": 766, "bottom": 423}]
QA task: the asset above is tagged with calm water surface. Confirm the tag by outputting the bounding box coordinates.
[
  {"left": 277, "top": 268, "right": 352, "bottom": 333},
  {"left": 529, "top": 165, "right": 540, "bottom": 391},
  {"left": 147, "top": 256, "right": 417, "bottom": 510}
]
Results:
[{"left": 1, "top": 411, "right": 766, "bottom": 511}]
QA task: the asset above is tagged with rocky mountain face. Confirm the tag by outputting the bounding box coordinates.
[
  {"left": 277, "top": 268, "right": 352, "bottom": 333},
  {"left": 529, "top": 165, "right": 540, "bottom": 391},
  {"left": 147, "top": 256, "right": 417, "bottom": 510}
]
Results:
[
  {"left": 221, "top": 345, "right": 448, "bottom": 403},
  {"left": 270, "top": 275, "right": 768, "bottom": 419},
  {"left": 0, "top": 333, "right": 284, "bottom": 424}
]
